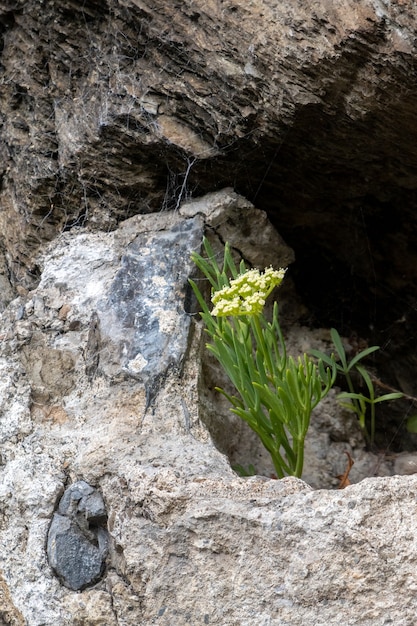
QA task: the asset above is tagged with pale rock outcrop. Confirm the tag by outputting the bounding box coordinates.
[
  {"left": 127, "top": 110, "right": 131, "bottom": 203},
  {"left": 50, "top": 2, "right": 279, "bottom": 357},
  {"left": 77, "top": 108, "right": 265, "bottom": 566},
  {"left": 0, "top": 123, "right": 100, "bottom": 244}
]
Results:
[{"left": 0, "top": 189, "right": 415, "bottom": 625}]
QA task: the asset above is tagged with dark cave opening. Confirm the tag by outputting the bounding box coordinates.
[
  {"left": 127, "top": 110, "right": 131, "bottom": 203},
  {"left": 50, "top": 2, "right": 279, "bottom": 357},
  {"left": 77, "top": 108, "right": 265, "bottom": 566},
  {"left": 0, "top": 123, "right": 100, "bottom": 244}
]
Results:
[{"left": 187, "top": 104, "right": 417, "bottom": 454}]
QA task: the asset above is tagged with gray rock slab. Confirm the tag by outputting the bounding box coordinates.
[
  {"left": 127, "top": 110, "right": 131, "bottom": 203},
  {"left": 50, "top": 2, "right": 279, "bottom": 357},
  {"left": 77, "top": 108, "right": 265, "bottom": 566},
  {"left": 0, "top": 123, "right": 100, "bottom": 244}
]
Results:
[
  {"left": 97, "top": 215, "right": 204, "bottom": 400},
  {"left": 103, "top": 472, "right": 417, "bottom": 626}
]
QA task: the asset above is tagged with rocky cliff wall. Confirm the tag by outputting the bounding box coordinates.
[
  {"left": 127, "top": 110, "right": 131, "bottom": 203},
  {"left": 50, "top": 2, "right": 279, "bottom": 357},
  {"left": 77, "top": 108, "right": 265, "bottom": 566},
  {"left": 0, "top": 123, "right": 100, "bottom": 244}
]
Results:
[
  {"left": 1, "top": 0, "right": 417, "bottom": 400},
  {"left": 2, "top": 2, "right": 417, "bottom": 624},
  {"left": 0, "top": 188, "right": 415, "bottom": 625}
]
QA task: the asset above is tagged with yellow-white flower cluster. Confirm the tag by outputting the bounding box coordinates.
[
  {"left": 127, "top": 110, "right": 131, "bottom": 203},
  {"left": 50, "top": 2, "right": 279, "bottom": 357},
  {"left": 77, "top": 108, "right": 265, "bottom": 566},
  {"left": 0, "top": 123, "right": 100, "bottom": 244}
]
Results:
[{"left": 211, "top": 266, "right": 286, "bottom": 317}]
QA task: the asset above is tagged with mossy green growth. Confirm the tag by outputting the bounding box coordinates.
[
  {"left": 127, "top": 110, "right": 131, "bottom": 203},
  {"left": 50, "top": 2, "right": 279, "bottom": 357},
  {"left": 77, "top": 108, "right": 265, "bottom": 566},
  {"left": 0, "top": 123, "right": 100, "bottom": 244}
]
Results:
[{"left": 190, "top": 238, "right": 336, "bottom": 479}]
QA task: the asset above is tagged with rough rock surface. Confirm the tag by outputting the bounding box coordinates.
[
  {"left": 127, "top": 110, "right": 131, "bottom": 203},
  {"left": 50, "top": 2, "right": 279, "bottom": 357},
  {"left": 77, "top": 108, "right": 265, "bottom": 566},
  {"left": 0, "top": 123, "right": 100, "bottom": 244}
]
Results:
[
  {"left": 1, "top": 1, "right": 417, "bottom": 624},
  {"left": 0, "top": 1, "right": 416, "bottom": 409},
  {"left": 0, "top": 190, "right": 414, "bottom": 625},
  {"left": 103, "top": 472, "right": 417, "bottom": 626},
  {"left": 1, "top": 0, "right": 417, "bottom": 354}
]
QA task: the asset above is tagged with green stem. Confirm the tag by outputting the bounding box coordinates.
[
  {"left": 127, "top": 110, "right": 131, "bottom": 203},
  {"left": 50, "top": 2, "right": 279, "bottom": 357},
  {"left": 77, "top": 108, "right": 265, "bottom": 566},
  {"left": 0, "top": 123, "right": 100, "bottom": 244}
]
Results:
[
  {"left": 252, "top": 314, "right": 275, "bottom": 380},
  {"left": 345, "top": 370, "right": 357, "bottom": 404},
  {"left": 293, "top": 435, "right": 305, "bottom": 478},
  {"left": 271, "top": 455, "right": 286, "bottom": 479},
  {"left": 370, "top": 401, "right": 376, "bottom": 445},
  {"left": 344, "top": 369, "right": 368, "bottom": 432}
]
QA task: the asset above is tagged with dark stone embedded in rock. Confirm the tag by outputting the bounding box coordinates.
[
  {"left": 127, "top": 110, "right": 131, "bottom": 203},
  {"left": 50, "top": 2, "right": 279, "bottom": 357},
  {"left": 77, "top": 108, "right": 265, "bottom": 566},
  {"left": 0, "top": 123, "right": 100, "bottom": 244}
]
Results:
[
  {"left": 47, "top": 481, "right": 108, "bottom": 591},
  {"left": 58, "top": 480, "right": 107, "bottom": 524}
]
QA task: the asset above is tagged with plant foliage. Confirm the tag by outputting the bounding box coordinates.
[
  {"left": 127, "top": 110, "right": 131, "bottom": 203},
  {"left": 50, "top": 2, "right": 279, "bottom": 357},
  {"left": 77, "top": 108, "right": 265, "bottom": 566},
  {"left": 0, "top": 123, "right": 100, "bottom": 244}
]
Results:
[
  {"left": 190, "top": 238, "right": 336, "bottom": 478},
  {"left": 311, "top": 328, "right": 403, "bottom": 444}
]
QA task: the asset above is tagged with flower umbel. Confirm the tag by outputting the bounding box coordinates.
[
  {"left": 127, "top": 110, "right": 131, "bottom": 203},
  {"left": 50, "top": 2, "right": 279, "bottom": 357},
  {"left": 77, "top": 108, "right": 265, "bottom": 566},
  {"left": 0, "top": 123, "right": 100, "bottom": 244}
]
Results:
[{"left": 211, "top": 267, "right": 286, "bottom": 316}]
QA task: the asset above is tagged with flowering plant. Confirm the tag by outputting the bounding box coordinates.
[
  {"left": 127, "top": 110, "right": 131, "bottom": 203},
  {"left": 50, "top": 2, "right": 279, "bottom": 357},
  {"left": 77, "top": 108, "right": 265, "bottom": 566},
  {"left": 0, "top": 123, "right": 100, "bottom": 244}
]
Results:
[
  {"left": 190, "top": 238, "right": 336, "bottom": 478},
  {"left": 211, "top": 266, "right": 286, "bottom": 317}
]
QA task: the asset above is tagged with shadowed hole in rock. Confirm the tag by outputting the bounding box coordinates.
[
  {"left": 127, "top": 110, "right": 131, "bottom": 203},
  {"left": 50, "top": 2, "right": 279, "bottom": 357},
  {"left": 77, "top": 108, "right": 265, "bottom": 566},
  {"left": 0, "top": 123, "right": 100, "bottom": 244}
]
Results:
[{"left": 189, "top": 106, "right": 417, "bottom": 482}]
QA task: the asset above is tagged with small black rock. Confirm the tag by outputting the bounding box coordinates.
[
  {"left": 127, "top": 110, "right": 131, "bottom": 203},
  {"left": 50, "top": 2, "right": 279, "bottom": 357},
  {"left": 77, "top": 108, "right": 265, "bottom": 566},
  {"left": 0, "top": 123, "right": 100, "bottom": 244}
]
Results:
[{"left": 47, "top": 481, "right": 108, "bottom": 590}]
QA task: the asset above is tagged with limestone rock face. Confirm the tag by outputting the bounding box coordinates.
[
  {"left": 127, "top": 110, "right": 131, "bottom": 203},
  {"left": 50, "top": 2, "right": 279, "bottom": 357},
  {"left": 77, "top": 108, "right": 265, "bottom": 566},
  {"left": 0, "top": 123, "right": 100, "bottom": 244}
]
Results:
[
  {"left": 1, "top": 1, "right": 417, "bottom": 624},
  {"left": 104, "top": 472, "right": 417, "bottom": 626},
  {"left": 1, "top": 0, "right": 416, "bottom": 396},
  {"left": 1, "top": 0, "right": 417, "bottom": 341},
  {"left": 0, "top": 188, "right": 414, "bottom": 625}
]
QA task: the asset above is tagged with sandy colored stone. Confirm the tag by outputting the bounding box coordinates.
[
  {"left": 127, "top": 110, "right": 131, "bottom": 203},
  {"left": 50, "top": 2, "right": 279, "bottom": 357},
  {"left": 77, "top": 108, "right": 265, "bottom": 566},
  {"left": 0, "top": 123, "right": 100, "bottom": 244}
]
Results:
[{"left": 0, "top": 572, "right": 25, "bottom": 626}]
